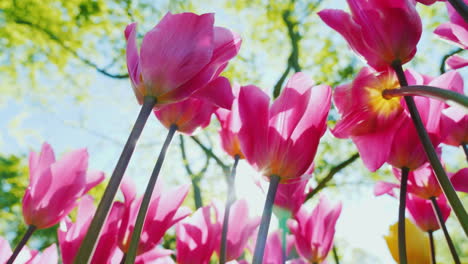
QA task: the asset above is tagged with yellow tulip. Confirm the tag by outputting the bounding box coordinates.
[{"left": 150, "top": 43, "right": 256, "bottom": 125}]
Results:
[{"left": 384, "top": 218, "right": 431, "bottom": 264}]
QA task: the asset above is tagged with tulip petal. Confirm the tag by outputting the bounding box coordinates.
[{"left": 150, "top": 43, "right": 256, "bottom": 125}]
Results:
[{"left": 140, "top": 13, "right": 214, "bottom": 96}]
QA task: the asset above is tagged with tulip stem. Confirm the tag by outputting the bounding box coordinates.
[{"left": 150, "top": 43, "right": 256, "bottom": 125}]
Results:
[
  {"left": 430, "top": 197, "right": 461, "bottom": 264},
  {"left": 220, "top": 155, "right": 240, "bottom": 264},
  {"left": 447, "top": 0, "right": 468, "bottom": 24},
  {"left": 125, "top": 124, "right": 177, "bottom": 264},
  {"left": 75, "top": 96, "right": 157, "bottom": 263},
  {"left": 398, "top": 167, "right": 409, "bottom": 264},
  {"left": 428, "top": 231, "right": 436, "bottom": 264},
  {"left": 252, "top": 175, "right": 281, "bottom": 264},
  {"left": 392, "top": 62, "right": 468, "bottom": 236},
  {"left": 6, "top": 225, "right": 36, "bottom": 264},
  {"left": 333, "top": 246, "right": 340, "bottom": 264},
  {"left": 462, "top": 144, "right": 468, "bottom": 162},
  {"left": 119, "top": 254, "right": 127, "bottom": 264},
  {"left": 382, "top": 85, "right": 468, "bottom": 108}
]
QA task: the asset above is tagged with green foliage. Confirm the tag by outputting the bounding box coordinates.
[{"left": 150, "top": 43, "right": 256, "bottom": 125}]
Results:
[{"left": 0, "top": 154, "right": 57, "bottom": 250}]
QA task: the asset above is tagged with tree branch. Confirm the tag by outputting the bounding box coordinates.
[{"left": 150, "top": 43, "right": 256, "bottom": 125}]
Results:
[
  {"left": 440, "top": 48, "right": 464, "bottom": 74},
  {"left": 190, "top": 135, "right": 230, "bottom": 176},
  {"left": 180, "top": 135, "right": 210, "bottom": 209},
  {"left": 13, "top": 18, "right": 129, "bottom": 79},
  {"left": 305, "top": 153, "right": 360, "bottom": 201},
  {"left": 273, "top": 8, "right": 301, "bottom": 98}
]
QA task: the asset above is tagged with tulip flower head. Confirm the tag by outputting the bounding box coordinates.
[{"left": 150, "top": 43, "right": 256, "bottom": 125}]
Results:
[
  {"left": 125, "top": 12, "right": 241, "bottom": 106},
  {"left": 215, "top": 84, "right": 244, "bottom": 159},
  {"left": 407, "top": 194, "right": 451, "bottom": 232},
  {"left": 117, "top": 180, "right": 191, "bottom": 255},
  {"left": 435, "top": 1, "right": 468, "bottom": 49},
  {"left": 288, "top": 196, "right": 342, "bottom": 263},
  {"left": 385, "top": 219, "right": 431, "bottom": 264},
  {"left": 22, "top": 143, "right": 104, "bottom": 229},
  {"left": 58, "top": 195, "right": 125, "bottom": 264},
  {"left": 318, "top": 0, "right": 422, "bottom": 70},
  {"left": 417, "top": 0, "right": 445, "bottom": 5},
  {"left": 393, "top": 164, "right": 442, "bottom": 199},
  {"left": 236, "top": 72, "right": 331, "bottom": 183},
  {"left": 176, "top": 205, "right": 221, "bottom": 264},
  {"left": 333, "top": 67, "right": 403, "bottom": 138},
  {"left": 274, "top": 179, "right": 311, "bottom": 215},
  {"left": 215, "top": 199, "right": 260, "bottom": 261},
  {"left": 440, "top": 105, "right": 468, "bottom": 146},
  {"left": 154, "top": 76, "right": 234, "bottom": 135}
]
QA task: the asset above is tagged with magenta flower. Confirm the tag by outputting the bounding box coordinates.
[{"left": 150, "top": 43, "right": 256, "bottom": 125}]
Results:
[
  {"left": 215, "top": 199, "right": 260, "bottom": 261},
  {"left": 440, "top": 105, "right": 468, "bottom": 146},
  {"left": 22, "top": 143, "right": 104, "bottom": 229},
  {"left": 154, "top": 97, "right": 216, "bottom": 135},
  {"left": 0, "top": 238, "right": 11, "bottom": 263},
  {"left": 451, "top": 168, "right": 468, "bottom": 193},
  {"left": 318, "top": 0, "right": 422, "bottom": 70},
  {"left": 407, "top": 194, "right": 451, "bottom": 232},
  {"left": 435, "top": 1, "right": 468, "bottom": 49},
  {"left": 446, "top": 54, "right": 468, "bottom": 70},
  {"left": 394, "top": 164, "right": 442, "bottom": 199},
  {"left": 260, "top": 231, "right": 295, "bottom": 264},
  {"left": 215, "top": 85, "right": 244, "bottom": 159},
  {"left": 125, "top": 12, "right": 241, "bottom": 106},
  {"left": 416, "top": 0, "right": 445, "bottom": 5},
  {"left": 58, "top": 195, "right": 125, "bottom": 264},
  {"left": 274, "top": 179, "right": 311, "bottom": 215},
  {"left": 288, "top": 196, "right": 342, "bottom": 263},
  {"left": 333, "top": 68, "right": 461, "bottom": 171},
  {"left": 117, "top": 180, "right": 191, "bottom": 255},
  {"left": 26, "top": 244, "right": 58, "bottom": 264},
  {"left": 236, "top": 73, "right": 331, "bottom": 182},
  {"left": 176, "top": 205, "right": 221, "bottom": 264}
]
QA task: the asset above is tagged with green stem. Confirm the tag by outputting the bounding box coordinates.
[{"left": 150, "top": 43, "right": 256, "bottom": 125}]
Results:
[
  {"left": 124, "top": 124, "right": 177, "bottom": 264},
  {"left": 252, "top": 175, "right": 281, "bottom": 264},
  {"left": 398, "top": 167, "right": 409, "bottom": 264},
  {"left": 430, "top": 197, "right": 461, "bottom": 264},
  {"left": 7, "top": 225, "right": 36, "bottom": 264},
  {"left": 382, "top": 85, "right": 468, "bottom": 108},
  {"left": 220, "top": 155, "right": 240, "bottom": 264},
  {"left": 392, "top": 62, "right": 468, "bottom": 236},
  {"left": 446, "top": 0, "right": 468, "bottom": 24},
  {"left": 74, "top": 96, "right": 156, "bottom": 263},
  {"left": 428, "top": 231, "right": 436, "bottom": 264},
  {"left": 332, "top": 246, "right": 340, "bottom": 264},
  {"left": 462, "top": 144, "right": 468, "bottom": 162}
]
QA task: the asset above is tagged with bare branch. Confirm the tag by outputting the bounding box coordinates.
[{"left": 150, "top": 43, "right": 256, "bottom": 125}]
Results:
[
  {"left": 305, "top": 152, "right": 360, "bottom": 201},
  {"left": 13, "top": 18, "right": 129, "bottom": 79}
]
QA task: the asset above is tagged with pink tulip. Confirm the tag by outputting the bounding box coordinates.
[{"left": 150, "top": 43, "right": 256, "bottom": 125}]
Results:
[
  {"left": 236, "top": 72, "right": 331, "bottom": 182},
  {"left": 176, "top": 205, "right": 221, "bottom": 264},
  {"left": 125, "top": 12, "right": 241, "bottom": 106},
  {"left": 288, "top": 196, "right": 342, "bottom": 263},
  {"left": 0, "top": 237, "right": 12, "bottom": 264},
  {"left": 135, "top": 247, "right": 174, "bottom": 264},
  {"left": 260, "top": 231, "right": 295, "bottom": 264},
  {"left": 451, "top": 168, "right": 468, "bottom": 193},
  {"left": 435, "top": 1, "right": 468, "bottom": 49},
  {"left": 440, "top": 106, "right": 468, "bottom": 146},
  {"left": 446, "top": 54, "right": 468, "bottom": 70},
  {"left": 215, "top": 84, "right": 244, "bottom": 159},
  {"left": 58, "top": 195, "right": 124, "bottom": 264},
  {"left": 407, "top": 194, "right": 451, "bottom": 232},
  {"left": 334, "top": 68, "right": 460, "bottom": 171},
  {"left": 117, "top": 180, "right": 191, "bottom": 255},
  {"left": 318, "top": 0, "right": 422, "bottom": 70},
  {"left": 25, "top": 244, "right": 58, "bottom": 264},
  {"left": 154, "top": 97, "right": 216, "bottom": 135},
  {"left": 215, "top": 199, "right": 260, "bottom": 261},
  {"left": 416, "top": 0, "right": 445, "bottom": 5},
  {"left": 274, "top": 179, "right": 311, "bottom": 215},
  {"left": 22, "top": 142, "right": 104, "bottom": 229},
  {"left": 332, "top": 67, "right": 403, "bottom": 139},
  {"left": 393, "top": 164, "right": 442, "bottom": 199}
]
